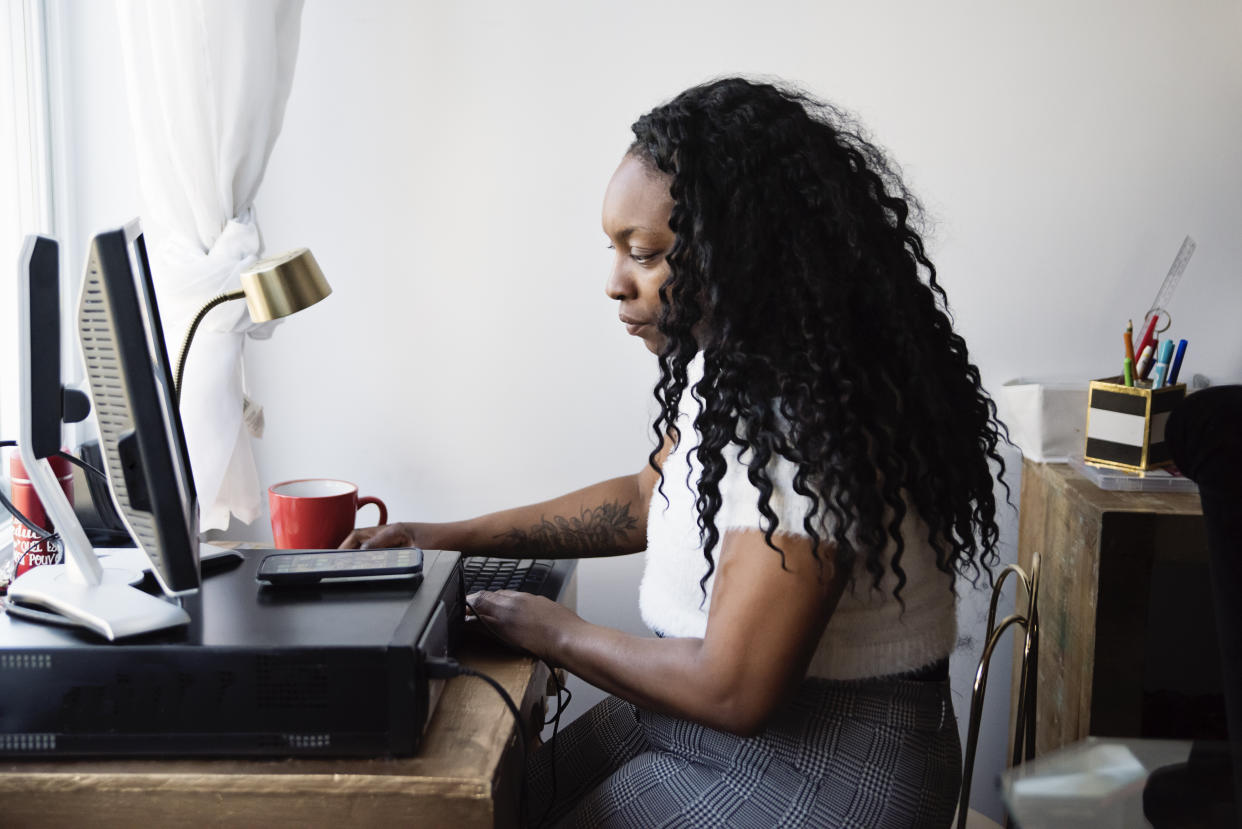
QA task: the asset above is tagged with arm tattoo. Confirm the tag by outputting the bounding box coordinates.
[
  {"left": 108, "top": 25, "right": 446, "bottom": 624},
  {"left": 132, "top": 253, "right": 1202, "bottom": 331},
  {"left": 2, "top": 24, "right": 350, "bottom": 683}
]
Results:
[{"left": 494, "top": 501, "right": 639, "bottom": 556}]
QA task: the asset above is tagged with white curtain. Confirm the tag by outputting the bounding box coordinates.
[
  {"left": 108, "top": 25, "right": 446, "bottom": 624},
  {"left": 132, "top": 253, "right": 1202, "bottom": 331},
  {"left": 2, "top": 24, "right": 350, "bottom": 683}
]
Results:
[{"left": 116, "top": 0, "right": 304, "bottom": 530}]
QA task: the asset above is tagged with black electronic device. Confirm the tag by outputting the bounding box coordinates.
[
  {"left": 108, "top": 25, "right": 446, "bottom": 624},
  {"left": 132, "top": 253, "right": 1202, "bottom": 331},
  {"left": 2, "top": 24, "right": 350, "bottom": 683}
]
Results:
[
  {"left": 71, "top": 439, "right": 136, "bottom": 548},
  {"left": 11, "top": 230, "right": 188, "bottom": 640},
  {"left": 10, "top": 225, "right": 196, "bottom": 638},
  {"left": 0, "top": 549, "right": 465, "bottom": 757},
  {"left": 83, "top": 222, "right": 199, "bottom": 595},
  {"left": 4, "top": 223, "right": 467, "bottom": 759},
  {"left": 462, "top": 556, "right": 576, "bottom": 601},
  {"left": 258, "top": 548, "right": 424, "bottom": 585},
  {"left": 19, "top": 236, "right": 91, "bottom": 459}
]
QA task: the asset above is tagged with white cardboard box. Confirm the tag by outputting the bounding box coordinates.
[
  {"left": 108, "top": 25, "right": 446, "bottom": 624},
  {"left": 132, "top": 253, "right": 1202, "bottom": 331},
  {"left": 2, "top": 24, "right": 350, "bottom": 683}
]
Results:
[{"left": 997, "top": 379, "right": 1089, "bottom": 463}]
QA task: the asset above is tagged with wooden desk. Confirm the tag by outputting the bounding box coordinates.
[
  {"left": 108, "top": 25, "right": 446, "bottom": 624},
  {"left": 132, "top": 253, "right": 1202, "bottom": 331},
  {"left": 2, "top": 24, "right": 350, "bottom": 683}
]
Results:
[
  {"left": 0, "top": 643, "right": 548, "bottom": 828},
  {"left": 1014, "top": 459, "right": 1211, "bottom": 757}
]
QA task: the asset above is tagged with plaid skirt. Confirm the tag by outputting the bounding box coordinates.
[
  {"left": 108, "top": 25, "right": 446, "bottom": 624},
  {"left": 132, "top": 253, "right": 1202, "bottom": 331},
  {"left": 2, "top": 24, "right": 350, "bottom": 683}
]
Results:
[{"left": 525, "top": 674, "right": 961, "bottom": 828}]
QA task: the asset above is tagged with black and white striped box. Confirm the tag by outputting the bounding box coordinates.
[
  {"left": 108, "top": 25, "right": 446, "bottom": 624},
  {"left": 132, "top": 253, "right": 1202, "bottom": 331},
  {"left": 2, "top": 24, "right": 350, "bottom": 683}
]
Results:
[{"left": 1083, "top": 376, "right": 1185, "bottom": 471}]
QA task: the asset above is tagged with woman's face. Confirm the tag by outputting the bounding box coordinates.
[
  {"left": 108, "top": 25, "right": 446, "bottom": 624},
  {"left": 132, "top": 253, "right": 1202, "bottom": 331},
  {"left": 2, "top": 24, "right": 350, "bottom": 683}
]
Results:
[{"left": 601, "top": 155, "right": 675, "bottom": 354}]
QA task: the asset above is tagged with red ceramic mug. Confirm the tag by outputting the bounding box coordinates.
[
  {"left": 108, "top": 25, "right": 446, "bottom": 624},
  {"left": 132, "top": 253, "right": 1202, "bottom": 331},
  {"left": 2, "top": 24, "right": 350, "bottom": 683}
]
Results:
[
  {"left": 268, "top": 479, "right": 388, "bottom": 550},
  {"left": 9, "top": 452, "right": 73, "bottom": 577}
]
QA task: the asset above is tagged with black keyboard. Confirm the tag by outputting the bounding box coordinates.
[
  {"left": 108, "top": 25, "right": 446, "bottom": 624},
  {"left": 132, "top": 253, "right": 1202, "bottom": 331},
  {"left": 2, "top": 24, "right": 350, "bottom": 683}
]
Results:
[{"left": 461, "top": 556, "right": 574, "bottom": 601}]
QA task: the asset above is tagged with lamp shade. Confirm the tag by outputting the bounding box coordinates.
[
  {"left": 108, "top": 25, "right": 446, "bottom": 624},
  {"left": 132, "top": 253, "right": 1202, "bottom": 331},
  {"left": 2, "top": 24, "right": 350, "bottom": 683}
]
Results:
[{"left": 239, "top": 248, "right": 331, "bottom": 322}]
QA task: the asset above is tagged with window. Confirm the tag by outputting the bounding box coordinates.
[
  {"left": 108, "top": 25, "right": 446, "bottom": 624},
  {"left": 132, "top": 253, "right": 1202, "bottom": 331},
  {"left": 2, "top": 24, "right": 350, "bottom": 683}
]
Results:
[{"left": 1, "top": 0, "right": 58, "bottom": 441}]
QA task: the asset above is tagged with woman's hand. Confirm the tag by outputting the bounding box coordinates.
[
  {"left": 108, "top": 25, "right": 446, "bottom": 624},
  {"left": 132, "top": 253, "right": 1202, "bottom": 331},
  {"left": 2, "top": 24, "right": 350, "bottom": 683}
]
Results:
[
  {"left": 338, "top": 522, "right": 420, "bottom": 549},
  {"left": 467, "top": 590, "right": 581, "bottom": 662}
]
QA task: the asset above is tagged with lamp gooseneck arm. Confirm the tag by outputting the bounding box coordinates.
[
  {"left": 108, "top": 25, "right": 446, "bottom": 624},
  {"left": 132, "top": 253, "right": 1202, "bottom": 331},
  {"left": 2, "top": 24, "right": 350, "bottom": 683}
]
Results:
[{"left": 173, "top": 289, "right": 246, "bottom": 404}]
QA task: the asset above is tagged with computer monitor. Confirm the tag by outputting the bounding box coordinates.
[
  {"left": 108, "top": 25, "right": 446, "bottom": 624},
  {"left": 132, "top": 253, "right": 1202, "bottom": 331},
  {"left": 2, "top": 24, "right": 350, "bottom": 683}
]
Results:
[
  {"left": 79, "top": 220, "right": 200, "bottom": 596},
  {"left": 9, "top": 225, "right": 193, "bottom": 639},
  {"left": 21, "top": 236, "right": 73, "bottom": 458},
  {"left": 9, "top": 240, "right": 131, "bottom": 547},
  {"left": 13, "top": 235, "right": 110, "bottom": 587}
]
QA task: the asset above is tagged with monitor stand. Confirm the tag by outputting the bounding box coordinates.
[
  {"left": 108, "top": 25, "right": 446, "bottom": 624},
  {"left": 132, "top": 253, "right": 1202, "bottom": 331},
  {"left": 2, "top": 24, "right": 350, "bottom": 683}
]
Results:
[{"left": 7, "top": 450, "right": 189, "bottom": 640}]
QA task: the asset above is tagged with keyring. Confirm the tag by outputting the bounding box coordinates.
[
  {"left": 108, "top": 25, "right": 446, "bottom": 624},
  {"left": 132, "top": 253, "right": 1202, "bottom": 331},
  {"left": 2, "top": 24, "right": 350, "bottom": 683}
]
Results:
[{"left": 1141, "top": 307, "right": 1172, "bottom": 335}]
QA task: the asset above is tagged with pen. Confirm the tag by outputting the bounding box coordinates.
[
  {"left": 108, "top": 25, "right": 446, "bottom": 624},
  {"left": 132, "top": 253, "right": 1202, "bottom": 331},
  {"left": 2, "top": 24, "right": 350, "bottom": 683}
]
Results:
[
  {"left": 1152, "top": 342, "right": 1171, "bottom": 389},
  {"left": 1124, "top": 320, "right": 1135, "bottom": 368},
  {"left": 1135, "top": 342, "right": 1155, "bottom": 381},
  {"left": 1123, "top": 357, "right": 1134, "bottom": 387},
  {"left": 1168, "top": 339, "right": 1189, "bottom": 385},
  {"left": 1135, "top": 314, "right": 1159, "bottom": 365},
  {"left": 1158, "top": 338, "right": 1175, "bottom": 366}
]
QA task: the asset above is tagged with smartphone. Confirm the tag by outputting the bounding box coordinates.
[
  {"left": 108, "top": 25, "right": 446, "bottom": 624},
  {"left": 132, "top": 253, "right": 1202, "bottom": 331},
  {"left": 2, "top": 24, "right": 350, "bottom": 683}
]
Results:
[{"left": 257, "top": 547, "right": 423, "bottom": 586}]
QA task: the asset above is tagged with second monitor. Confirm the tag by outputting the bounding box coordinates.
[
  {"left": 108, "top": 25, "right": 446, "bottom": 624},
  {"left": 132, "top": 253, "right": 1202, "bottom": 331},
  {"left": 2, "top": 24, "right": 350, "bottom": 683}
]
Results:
[{"left": 9, "top": 221, "right": 198, "bottom": 638}]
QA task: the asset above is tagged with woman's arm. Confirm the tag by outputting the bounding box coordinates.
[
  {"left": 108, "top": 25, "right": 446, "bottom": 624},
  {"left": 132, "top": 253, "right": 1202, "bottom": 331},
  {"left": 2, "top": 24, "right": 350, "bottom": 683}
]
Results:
[
  {"left": 470, "top": 527, "right": 848, "bottom": 736},
  {"left": 340, "top": 446, "right": 667, "bottom": 558}
]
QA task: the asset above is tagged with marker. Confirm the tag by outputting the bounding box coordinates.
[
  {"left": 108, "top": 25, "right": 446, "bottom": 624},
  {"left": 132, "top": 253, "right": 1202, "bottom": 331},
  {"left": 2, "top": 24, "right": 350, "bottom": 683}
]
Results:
[
  {"left": 1123, "top": 357, "right": 1134, "bottom": 387},
  {"left": 1124, "top": 321, "right": 1136, "bottom": 368},
  {"left": 1158, "top": 338, "right": 1175, "bottom": 366},
  {"left": 1168, "top": 339, "right": 1189, "bottom": 385},
  {"left": 1135, "top": 314, "right": 1159, "bottom": 365},
  {"left": 1152, "top": 346, "right": 1170, "bottom": 388},
  {"left": 1135, "top": 342, "right": 1155, "bottom": 381},
  {"left": 1150, "top": 339, "right": 1174, "bottom": 387}
]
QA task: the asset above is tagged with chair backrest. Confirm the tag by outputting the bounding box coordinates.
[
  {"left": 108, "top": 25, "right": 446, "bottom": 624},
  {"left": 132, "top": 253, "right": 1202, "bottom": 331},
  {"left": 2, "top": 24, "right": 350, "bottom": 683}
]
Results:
[
  {"left": 957, "top": 552, "right": 1041, "bottom": 829},
  {"left": 1166, "top": 385, "right": 1242, "bottom": 809}
]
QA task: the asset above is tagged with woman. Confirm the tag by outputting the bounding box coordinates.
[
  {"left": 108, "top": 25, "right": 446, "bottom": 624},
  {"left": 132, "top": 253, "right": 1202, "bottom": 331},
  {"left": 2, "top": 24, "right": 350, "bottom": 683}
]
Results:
[{"left": 343, "top": 77, "right": 1007, "bottom": 828}]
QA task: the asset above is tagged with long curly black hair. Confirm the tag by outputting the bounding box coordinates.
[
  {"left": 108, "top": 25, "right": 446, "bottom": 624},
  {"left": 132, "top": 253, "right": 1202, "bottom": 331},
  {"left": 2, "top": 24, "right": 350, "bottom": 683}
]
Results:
[{"left": 629, "top": 77, "right": 1008, "bottom": 600}]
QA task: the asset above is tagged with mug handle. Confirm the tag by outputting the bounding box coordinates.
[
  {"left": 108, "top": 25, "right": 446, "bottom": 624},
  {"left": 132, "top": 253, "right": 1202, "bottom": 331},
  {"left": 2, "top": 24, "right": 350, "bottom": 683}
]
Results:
[{"left": 357, "top": 496, "right": 388, "bottom": 527}]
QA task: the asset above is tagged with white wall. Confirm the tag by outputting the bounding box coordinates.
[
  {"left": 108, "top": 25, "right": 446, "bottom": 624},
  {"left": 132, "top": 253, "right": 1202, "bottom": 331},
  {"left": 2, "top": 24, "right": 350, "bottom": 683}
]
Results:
[
  {"left": 249, "top": 0, "right": 1242, "bottom": 531},
  {"left": 34, "top": 0, "right": 1242, "bottom": 821}
]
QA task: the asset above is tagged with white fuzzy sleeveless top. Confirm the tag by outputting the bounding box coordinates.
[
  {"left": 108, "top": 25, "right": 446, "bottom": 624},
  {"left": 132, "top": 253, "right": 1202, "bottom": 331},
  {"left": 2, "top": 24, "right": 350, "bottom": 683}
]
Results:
[{"left": 639, "top": 357, "right": 957, "bottom": 681}]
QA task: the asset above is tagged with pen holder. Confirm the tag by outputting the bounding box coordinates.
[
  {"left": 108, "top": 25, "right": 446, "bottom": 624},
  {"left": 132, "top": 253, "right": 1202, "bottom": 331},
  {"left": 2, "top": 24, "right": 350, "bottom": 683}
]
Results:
[{"left": 1083, "top": 376, "right": 1186, "bottom": 472}]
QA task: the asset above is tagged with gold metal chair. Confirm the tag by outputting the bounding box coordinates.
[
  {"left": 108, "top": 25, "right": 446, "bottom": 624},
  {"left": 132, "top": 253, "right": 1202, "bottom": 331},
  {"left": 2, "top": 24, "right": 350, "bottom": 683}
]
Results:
[{"left": 956, "top": 552, "right": 1041, "bottom": 829}]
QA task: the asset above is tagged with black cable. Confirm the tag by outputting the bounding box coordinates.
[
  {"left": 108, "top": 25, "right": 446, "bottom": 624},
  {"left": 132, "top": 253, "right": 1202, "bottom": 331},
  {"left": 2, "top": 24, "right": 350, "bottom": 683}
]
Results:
[
  {"left": 424, "top": 658, "right": 525, "bottom": 725},
  {"left": 0, "top": 490, "right": 62, "bottom": 579},
  {"left": 463, "top": 597, "right": 570, "bottom": 829},
  {"left": 0, "top": 441, "right": 71, "bottom": 539},
  {"left": 3, "top": 440, "right": 107, "bottom": 483},
  {"left": 0, "top": 486, "right": 53, "bottom": 539},
  {"left": 544, "top": 669, "right": 572, "bottom": 726},
  {"left": 0, "top": 445, "right": 53, "bottom": 540},
  {"left": 535, "top": 658, "right": 571, "bottom": 829},
  {"left": 0, "top": 489, "right": 61, "bottom": 580},
  {"left": 424, "top": 655, "right": 530, "bottom": 823},
  {"left": 0, "top": 439, "right": 62, "bottom": 579},
  {"left": 457, "top": 663, "right": 525, "bottom": 729},
  {"left": 55, "top": 449, "right": 106, "bottom": 482}
]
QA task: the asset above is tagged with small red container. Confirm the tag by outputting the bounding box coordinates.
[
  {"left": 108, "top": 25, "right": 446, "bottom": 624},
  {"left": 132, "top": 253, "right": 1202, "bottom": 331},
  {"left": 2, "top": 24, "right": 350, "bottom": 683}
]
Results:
[{"left": 9, "top": 453, "right": 73, "bottom": 577}]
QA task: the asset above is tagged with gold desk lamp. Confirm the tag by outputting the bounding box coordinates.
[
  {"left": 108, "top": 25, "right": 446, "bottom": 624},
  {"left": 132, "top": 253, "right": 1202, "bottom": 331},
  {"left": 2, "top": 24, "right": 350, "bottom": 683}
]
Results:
[{"left": 173, "top": 248, "right": 332, "bottom": 403}]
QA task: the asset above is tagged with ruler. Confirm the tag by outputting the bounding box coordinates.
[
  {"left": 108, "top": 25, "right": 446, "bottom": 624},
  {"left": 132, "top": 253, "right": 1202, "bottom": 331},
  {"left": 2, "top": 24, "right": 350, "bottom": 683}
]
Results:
[{"left": 1141, "top": 235, "right": 1196, "bottom": 334}]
